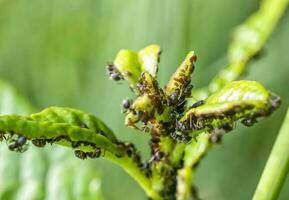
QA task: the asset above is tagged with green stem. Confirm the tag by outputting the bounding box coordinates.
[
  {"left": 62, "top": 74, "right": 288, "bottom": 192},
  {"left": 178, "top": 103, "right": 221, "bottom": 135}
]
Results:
[
  {"left": 192, "top": 0, "right": 289, "bottom": 100},
  {"left": 177, "top": 0, "right": 288, "bottom": 198},
  {"left": 253, "top": 108, "right": 289, "bottom": 200},
  {"left": 104, "top": 152, "right": 161, "bottom": 200},
  {"left": 176, "top": 133, "right": 211, "bottom": 200}
]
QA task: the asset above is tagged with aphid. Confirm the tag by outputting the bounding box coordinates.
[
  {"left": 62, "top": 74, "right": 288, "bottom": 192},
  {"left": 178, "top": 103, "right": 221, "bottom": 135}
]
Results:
[
  {"left": 71, "top": 141, "right": 81, "bottom": 148},
  {"left": 97, "top": 130, "right": 106, "bottom": 136},
  {"left": 170, "top": 132, "right": 191, "bottom": 143},
  {"left": 32, "top": 139, "right": 46, "bottom": 147},
  {"left": 267, "top": 93, "right": 281, "bottom": 115},
  {"left": 141, "top": 161, "right": 150, "bottom": 170},
  {"left": 168, "top": 91, "right": 179, "bottom": 106},
  {"left": 106, "top": 64, "right": 124, "bottom": 81},
  {"left": 0, "top": 131, "right": 6, "bottom": 141},
  {"left": 141, "top": 162, "right": 150, "bottom": 170},
  {"left": 176, "top": 121, "right": 187, "bottom": 132},
  {"left": 8, "top": 136, "right": 28, "bottom": 153},
  {"left": 111, "top": 73, "right": 122, "bottom": 81},
  {"left": 17, "top": 136, "right": 26, "bottom": 145},
  {"left": 81, "top": 123, "right": 89, "bottom": 129},
  {"left": 74, "top": 150, "right": 87, "bottom": 160},
  {"left": 151, "top": 137, "right": 160, "bottom": 143},
  {"left": 141, "top": 161, "right": 151, "bottom": 177},
  {"left": 122, "top": 98, "right": 131, "bottom": 109},
  {"left": 181, "top": 135, "right": 192, "bottom": 144},
  {"left": 153, "top": 151, "right": 165, "bottom": 161},
  {"left": 220, "top": 122, "right": 234, "bottom": 132},
  {"left": 183, "top": 83, "right": 194, "bottom": 97},
  {"left": 241, "top": 118, "right": 257, "bottom": 127},
  {"left": 140, "top": 125, "right": 150, "bottom": 132},
  {"left": 210, "top": 129, "right": 222, "bottom": 144},
  {"left": 136, "top": 82, "right": 145, "bottom": 93},
  {"left": 87, "top": 149, "right": 101, "bottom": 158},
  {"left": 190, "top": 100, "right": 205, "bottom": 108}
]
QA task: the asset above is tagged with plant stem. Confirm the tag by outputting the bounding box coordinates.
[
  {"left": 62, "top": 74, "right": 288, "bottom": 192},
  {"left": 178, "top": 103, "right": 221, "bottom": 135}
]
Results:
[
  {"left": 192, "top": 0, "right": 289, "bottom": 100},
  {"left": 104, "top": 152, "right": 161, "bottom": 200},
  {"left": 176, "top": 133, "right": 211, "bottom": 200},
  {"left": 176, "top": 0, "right": 288, "bottom": 198},
  {"left": 253, "top": 108, "right": 289, "bottom": 200}
]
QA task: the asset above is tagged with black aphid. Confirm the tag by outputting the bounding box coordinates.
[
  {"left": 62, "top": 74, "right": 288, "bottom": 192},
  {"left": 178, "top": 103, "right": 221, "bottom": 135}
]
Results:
[
  {"left": 8, "top": 136, "right": 28, "bottom": 153},
  {"left": 87, "top": 149, "right": 101, "bottom": 158},
  {"left": 74, "top": 150, "right": 87, "bottom": 159},
  {"left": 122, "top": 98, "right": 131, "bottom": 109},
  {"left": 190, "top": 100, "right": 205, "bottom": 108},
  {"left": 106, "top": 64, "right": 124, "bottom": 81},
  {"left": 153, "top": 151, "right": 165, "bottom": 161},
  {"left": 32, "top": 139, "right": 46, "bottom": 147}
]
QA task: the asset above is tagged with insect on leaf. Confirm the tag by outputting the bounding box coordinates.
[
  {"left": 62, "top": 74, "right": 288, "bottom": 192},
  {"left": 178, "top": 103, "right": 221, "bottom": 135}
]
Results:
[
  {"left": 113, "top": 49, "right": 142, "bottom": 89},
  {"left": 0, "top": 108, "right": 124, "bottom": 156},
  {"left": 165, "top": 51, "right": 196, "bottom": 106},
  {"left": 180, "top": 80, "right": 280, "bottom": 133}
]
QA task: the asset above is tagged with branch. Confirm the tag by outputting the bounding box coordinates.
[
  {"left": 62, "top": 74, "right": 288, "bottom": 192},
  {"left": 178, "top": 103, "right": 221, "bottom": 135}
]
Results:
[
  {"left": 176, "top": 0, "right": 288, "bottom": 199},
  {"left": 0, "top": 106, "right": 161, "bottom": 199},
  {"left": 253, "top": 108, "right": 289, "bottom": 200},
  {"left": 176, "top": 133, "right": 211, "bottom": 200},
  {"left": 175, "top": 80, "right": 280, "bottom": 200},
  {"left": 191, "top": 0, "right": 289, "bottom": 100}
]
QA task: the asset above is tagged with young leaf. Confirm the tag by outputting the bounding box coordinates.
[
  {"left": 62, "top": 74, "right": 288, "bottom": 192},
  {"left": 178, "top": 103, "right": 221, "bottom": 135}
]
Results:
[
  {"left": 109, "top": 45, "right": 161, "bottom": 92},
  {"left": 113, "top": 49, "right": 141, "bottom": 89},
  {"left": 165, "top": 51, "right": 196, "bottom": 106},
  {"left": 138, "top": 44, "right": 161, "bottom": 77}
]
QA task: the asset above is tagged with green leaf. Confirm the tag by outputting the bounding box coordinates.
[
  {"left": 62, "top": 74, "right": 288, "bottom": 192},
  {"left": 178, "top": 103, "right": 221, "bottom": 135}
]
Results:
[
  {"left": 110, "top": 45, "right": 161, "bottom": 92},
  {"left": 165, "top": 51, "right": 196, "bottom": 106},
  {"left": 138, "top": 44, "right": 161, "bottom": 77},
  {"left": 30, "top": 107, "right": 117, "bottom": 143},
  {"left": 180, "top": 80, "right": 280, "bottom": 135},
  {"left": 0, "top": 107, "right": 123, "bottom": 157},
  {"left": 113, "top": 49, "right": 141, "bottom": 89}
]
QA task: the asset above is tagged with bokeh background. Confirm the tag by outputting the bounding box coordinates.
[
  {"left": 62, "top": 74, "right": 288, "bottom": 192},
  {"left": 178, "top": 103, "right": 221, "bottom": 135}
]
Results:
[{"left": 0, "top": 0, "right": 288, "bottom": 199}]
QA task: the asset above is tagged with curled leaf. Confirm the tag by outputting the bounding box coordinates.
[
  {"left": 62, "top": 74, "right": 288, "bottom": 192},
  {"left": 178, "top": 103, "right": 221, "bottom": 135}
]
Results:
[
  {"left": 138, "top": 44, "right": 161, "bottom": 77},
  {"left": 165, "top": 51, "right": 196, "bottom": 106},
  {"left": 125, "top": 95, "right": 154, "bottom": 128},
  {"left": 0, "top": 108, "right": 124, "bottom": 157},
  {"left": 108, "top": 45, "right": 161, "bottom": 92},
  {"left": 179, "top": 81, "right": 281, "bottom": 134},
  {"left": 137, "top": 72, "right": 165, "bottom": 113},
  {"left": 113, "top": 50, "right": 141, "bottom": 89}
]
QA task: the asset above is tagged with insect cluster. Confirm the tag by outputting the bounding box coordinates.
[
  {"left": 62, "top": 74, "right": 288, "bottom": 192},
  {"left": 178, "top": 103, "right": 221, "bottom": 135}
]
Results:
[
  {"left": 0, "top": 107, "right": 128, "bottom": 160},
  {"left": 107, "top": 45, "right": 281, "bottom": 172},
  {"left": 0, "top": 131, "right": 28, "bottom": 153}
]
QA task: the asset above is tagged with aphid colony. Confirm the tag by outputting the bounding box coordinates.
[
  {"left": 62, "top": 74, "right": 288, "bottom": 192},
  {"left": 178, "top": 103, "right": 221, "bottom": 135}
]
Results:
[
  {"left": 0, "top": 131, "right": 28, "bottom": 153},
  {"left": 109, "top": 50, "right": 198, "bottom": 144},
  {"left": 0, "top": 127, "right": 105, "bottom": 159},
  {"left": 0, "top": 106, "right": 144, "bottom": 163},
  {"left": 107, "top": 45, "right": 281, "bottom": 160}
]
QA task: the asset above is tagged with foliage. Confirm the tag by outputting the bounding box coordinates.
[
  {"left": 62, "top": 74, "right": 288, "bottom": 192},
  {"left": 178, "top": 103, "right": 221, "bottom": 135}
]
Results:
[
  {"left": 0, "top": 81, "right": 103, "bottom": 200},
  {"left": 0, "top": 45, "right": 281, "bottom": 199},
  {"left": 0, "top": 0, "right": 286, "bottom": 198}
]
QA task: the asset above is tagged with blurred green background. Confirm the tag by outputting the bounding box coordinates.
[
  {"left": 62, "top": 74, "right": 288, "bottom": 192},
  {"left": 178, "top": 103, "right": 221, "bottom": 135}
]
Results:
[{"left": 0, "top": 0, "right": 288, "bottom": 199}]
